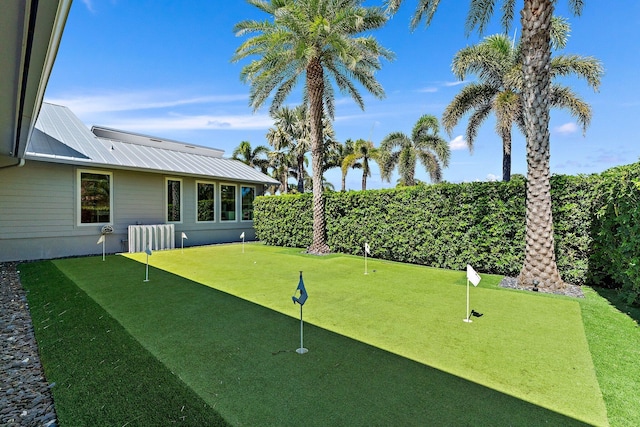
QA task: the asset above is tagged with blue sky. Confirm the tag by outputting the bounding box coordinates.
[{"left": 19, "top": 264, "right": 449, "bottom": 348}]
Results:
[{"left": 44, "top": 1, "right": 640, "bottom": 190}]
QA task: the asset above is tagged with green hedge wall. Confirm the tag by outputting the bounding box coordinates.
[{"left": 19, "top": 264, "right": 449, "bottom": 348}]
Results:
[
  {"left": 254, "top": 174, "right": 597, "bottom": 284},
  {"left": 589, "top": 163, "right": 640, "bottom": 305}
]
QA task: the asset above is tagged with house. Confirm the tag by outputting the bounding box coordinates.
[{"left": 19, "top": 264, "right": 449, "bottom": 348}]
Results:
[{"left": 0, "top": 102, "right": 279, "bottom": 262}]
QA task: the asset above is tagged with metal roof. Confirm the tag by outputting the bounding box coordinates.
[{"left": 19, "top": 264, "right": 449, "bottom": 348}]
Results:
[{"left": 27, "top": 103, "right": 279, "bottom": 185}]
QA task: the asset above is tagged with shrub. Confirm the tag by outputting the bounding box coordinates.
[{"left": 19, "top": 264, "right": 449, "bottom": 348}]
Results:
[
  {"left": 255, "top": 174, "right": 596, "bottom": 285},
  {"left": 589, "top": 163, "right": 640, "bottom": 305}
]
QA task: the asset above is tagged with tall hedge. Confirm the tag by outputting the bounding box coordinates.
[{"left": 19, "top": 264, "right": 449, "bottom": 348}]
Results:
[
  {"left": 589, "top": 162, "right": 640, "bottom": 305},
  {"left": 254, "top": 174, "right": 596, "bottom": 284}
]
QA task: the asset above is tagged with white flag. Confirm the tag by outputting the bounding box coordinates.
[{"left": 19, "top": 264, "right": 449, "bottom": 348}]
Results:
[
  {"left": 181, "top": 232, "right": 188, "bottom": 239},
  {"left": 240, "top": 232, "right": 245, "bottom": 239},
  {"left": 467, "top": 264, "right": 481, "bottom": 287},
  {"left": 97, "top": 235, "right": 105, "bottom": 244},
  {"left": 364, "top": 242, "right": 370, "bottom": 255}
]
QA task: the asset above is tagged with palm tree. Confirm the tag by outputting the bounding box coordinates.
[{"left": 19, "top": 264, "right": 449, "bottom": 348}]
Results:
[
  {"left": 266, "top": 106, "right": 310, "bottom": 193},
  {"left": 232, "top": 141, "right": 270, "bottom": 174},
  {"left": 267, "top": 105, "right": 336, "bottom": 193},
  {"left": 233, "top": 0, "right": 393, "bottom": 255},
  {"left": 379, "top": 114, "right": 450, "bottom": 186},
  {"left": 386, "top": 0, "right": 589, "bottom": 291},
  {"left": 443, "top": 27, "right": 602, "bottom": 181},
  {"left": 323, "top": 139, "right": 356, "bottom": 191},
  {"left": 267, "top": 149, "right": 296, "bottom": 194},
  {"left": 342, "top": 139, "right": 381, "bottom": 191}
]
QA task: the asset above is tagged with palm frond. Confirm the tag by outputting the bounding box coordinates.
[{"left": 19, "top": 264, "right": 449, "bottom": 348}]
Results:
[
  {"left": 442, "top": 83, "right": 496, "bottom": 136},
  {"left": 549, "top": 85, "right": 592, "bottom": 133},
  {"left": 465, "top": 103, "right": 492, "bottom": 153},
  {"left": 551, "top": 54, "right": 604, "bottom": 91}
]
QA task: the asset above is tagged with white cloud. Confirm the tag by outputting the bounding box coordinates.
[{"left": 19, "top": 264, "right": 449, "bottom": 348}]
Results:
[
  {"left": 554, "top": 122, "right": 579, "bottom": 135},
  {"left": 43, "top": 90, "right": 269, "bottom": 133},
  {"left": 486, "top": 173, "right": 499, "bottom": 182},
  {"left": 418, "top": 87, "right": 438, "bottom": 93},
  {"left": 103, "top": 113, "right": 273, "bottom": 132},
  {"left": 45, "top": 90, "right": 248, "bottom": 116},
  {"left": 81, "top": 0, "right": 96, "bottom": 12},
  {"left": 443, "top": 80, "right": 469, "bottom": 87},
  {"left": 449, "top": 135, "right": 468, "bottom": 151}
]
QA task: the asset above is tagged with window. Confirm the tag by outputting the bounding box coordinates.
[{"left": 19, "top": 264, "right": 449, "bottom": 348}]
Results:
[
  {"left": 241, "top": 186, "right": 255, "bottom": 221},
  {"left": 197, "top": 181, "right": 215, "bottom": 222},
  {"left": 220, "top": 184, "right": 236, "bottom": 221},
  {"left": 166, "top": 178, "right": 182, "bottom": 222},
  {"left": 78, "top": 170, "right": 112, "bottom": 224}
]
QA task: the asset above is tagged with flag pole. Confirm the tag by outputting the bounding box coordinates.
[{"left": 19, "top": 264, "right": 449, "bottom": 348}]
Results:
[
  {"left": 463, "top": 278, "right": 471, "bottom": 323},
  {"left": 297, "top": 303, "right": 307, "bottom": 354},
  {"left": 364, "top": 248, "right": 368, "bottom": 275},
  {"left": 102, "top": 237, "right": 105, "bottom": 261},
  {"left": 295, "top": 270, "right": 308, "bottom": 354},
  {"left": 145, "top": 252, "right": 150, "bottom": 282}
]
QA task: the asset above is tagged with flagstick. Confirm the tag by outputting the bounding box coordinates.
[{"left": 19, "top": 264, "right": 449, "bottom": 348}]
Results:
[
  {"left": 463, "top": 278, "right": 472, "bottom": 323},
  {"left": 181, "top": 236, "right": 184, "bottom": 254},
  {"left": 242, "top": 236, "right": 245, "bottom": 253},
  {"left": 296, "top": 303, "right": 308, "bottom": 354},
  {"left": 102, "top": 238, "right": 105, "bottom": 261},
  {"left": 364, "top": 249, "right": 368, "bottom": 275},
  {"left": 144, "top": 252, "right": 150, "bottom": 282}
]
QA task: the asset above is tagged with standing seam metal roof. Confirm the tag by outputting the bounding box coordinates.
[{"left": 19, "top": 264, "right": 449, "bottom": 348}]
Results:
[{"left": 27, "top": 103, "right": 279, "bottom": 185}]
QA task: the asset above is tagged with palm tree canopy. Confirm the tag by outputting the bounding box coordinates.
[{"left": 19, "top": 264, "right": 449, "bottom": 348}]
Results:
[
  {"left": 233, "top": 0, "right": 394, "bottom": 117},
  {"left": 232, "top": 140, "right": 270, "bottom": 173},
  {"left": 341, "top": 138, "right": 381, "bottom": 190},
  {"left": 379, "top": 114, "right": 450, "bottom": 185},
  {"left": 342, "top": 139, "right": 378, "bottom": 176},
  {"left": 385, "top": 0, "right": 584, "bottom": 35},
  {"left": 443, "top": 30, "right": 602, "bottom": 149}
]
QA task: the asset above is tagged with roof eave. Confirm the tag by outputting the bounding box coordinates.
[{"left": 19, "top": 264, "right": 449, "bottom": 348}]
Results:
[
  {"left": 23, "top": 153, "right": 281, "bottom": 186},
  {"left": 1, "top": 0, "right": 72, "bottom": 159}
]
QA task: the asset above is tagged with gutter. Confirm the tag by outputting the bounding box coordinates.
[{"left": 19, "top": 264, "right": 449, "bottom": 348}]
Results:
[{"left": 13, "top": 0, "right": 40, "bottom": 158}]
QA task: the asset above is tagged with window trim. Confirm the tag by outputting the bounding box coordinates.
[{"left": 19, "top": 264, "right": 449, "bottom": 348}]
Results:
[
  {"left": 195, "top": 180, "right": 216, "bottom": 223},
  {"left": 240, "top": 184, "right": 256, "bottom": 223},
  {"left": 165, "top": 177, "right": 183, "bottom": 224},
  {"left": 77, "top": 168, "right": 113, "bottom": 227},
  {"left": 219, "top": 182, "right": 238, "bottom": 223}
]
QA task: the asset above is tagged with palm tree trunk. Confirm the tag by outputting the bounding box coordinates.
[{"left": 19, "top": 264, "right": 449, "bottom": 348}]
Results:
[
  {"left": 518, "top": 0, "right": 564, "bottom": 290},
  {"left": 341, "top": 173, "right": 346, "bottom": 192},
  {"left": 281, "top": 171, "right": 289, "bottom": 194},
  {"left": 502, "top": 130, "right": 512, "bottom": 182},
  {"left": 297, "top": 155, "right": 305, "bottom": 193},
  {"left": 406, "top": 167, "right": 415, "bottom": 187},
  {"left": 362, "top": 159, "right": 368, "bottom": 190},
  {"left": 307, "top": 57, "right": 330, "bottom": 254}
]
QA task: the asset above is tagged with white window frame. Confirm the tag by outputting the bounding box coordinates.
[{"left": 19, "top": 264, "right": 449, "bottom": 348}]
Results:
[
  {"left": 77, "top": 168, "right": 113, "bottom": 227},
  {"left": 219, "top": 183, "right": 238, "bottom": 222},
  {"left": 195, "top": 180, "right": 216, "bottom": 223},
  {"left": 240, "top": 185, "right": 256, "bottom": 222},
  {"left": 165, "top": 177, "right": 183, "bottom": 223}
]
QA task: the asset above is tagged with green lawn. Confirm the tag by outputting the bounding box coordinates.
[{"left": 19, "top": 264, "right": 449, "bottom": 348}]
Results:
[{"left": 20, "top": 243, "right": 619, "bottom": 426}]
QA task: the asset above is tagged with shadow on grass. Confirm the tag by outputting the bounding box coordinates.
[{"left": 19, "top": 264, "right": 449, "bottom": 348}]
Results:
[
  {"left": 20, "top": 260, "right": 228, "bottom": 427},
  {"left": 591, "top": 286, "right": 640, "bottom": 325},
  {"left": 25, "top": 257, "right": 591, "bottom": 426}
]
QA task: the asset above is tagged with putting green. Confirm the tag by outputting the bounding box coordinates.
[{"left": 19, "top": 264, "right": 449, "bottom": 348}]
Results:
[{"left": 117, "top": 243, "right": 607, "bottom": 426}]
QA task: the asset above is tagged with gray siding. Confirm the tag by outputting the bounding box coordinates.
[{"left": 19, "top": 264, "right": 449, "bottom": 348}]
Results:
[{"left": 0, "top": 161, "right": 261, "bottom": 262}]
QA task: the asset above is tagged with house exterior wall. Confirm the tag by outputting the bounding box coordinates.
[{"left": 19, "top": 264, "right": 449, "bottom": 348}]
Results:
[{"left": 0, "top": 160, "right": 264, "bottom": 262}]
